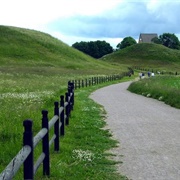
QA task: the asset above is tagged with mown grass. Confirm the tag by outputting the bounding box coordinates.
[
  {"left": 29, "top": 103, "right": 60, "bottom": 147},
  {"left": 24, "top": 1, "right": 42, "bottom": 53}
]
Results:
[{"left": 128, "top": 75, "right": 180, "bottom": 109}]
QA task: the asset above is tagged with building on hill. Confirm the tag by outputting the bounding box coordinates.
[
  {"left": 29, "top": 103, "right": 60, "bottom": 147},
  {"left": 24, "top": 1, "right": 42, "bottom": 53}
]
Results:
[{"left": 138, "top": 33, "right": 158, "bottom": 43}]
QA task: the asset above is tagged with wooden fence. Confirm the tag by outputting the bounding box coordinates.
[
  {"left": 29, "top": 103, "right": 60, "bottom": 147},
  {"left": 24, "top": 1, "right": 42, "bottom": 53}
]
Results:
[
  {"left": 133, "top": 66, "right": 179, "bottom": 75},
  {"left": 0, "top": 81, "right": 74, "bottom": 180},
  {"left": 73, "top": 73, "right": 131, "bottom": 89},
  {"left": 0, "top": 73, "right": 130, "bottom": 180}
]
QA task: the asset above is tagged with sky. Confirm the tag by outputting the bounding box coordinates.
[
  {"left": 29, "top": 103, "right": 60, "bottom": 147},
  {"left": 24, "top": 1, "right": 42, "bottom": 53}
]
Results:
[{"left": 1, "top": 0, "right": 180, "bottom": 48}]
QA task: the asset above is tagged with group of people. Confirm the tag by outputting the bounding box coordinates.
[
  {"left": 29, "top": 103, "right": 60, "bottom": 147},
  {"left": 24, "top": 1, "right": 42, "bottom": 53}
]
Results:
[{"left": 139, "top": 71, "right": 155, "bottom": 79}]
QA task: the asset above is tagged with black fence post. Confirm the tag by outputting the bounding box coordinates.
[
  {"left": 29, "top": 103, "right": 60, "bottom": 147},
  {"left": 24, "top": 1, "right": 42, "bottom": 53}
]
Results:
[
  {"left": 99, "top": 77, "right": 102, "bottom": 84},
  {"left": 68, "top": 85, "right": 72, "bottom": 115},
  {"left": 65, "top": 92, "right": 69, "bottom": 125},
  {"left": 54, "top": 102, "right": 59, "bottom": 152},
  {"left": 70, "top": 82, "right": 74, "bottom": 110},
  {"left": 94, "top": 77, "right": 96, "bottom": 85},
  {"left": 60, "top": 95, "right": 65, "bottom": 136},
  {"left": 89, "top": 78, "right": 91, "bottom": 86},
  {"left": 78, "top": 80, "right": 81, "bottom": 89},
  {"left": 42, "top": 110, "right": 50, "bottom": 177},
  {"left": 23, "top": 120, "right": 34, "bottom": 180}
]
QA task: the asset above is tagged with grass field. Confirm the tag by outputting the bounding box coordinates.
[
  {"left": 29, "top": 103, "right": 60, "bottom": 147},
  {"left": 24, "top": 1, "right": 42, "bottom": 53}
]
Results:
[{"left": 128, "top": 75, "right": 180, "bottom": 109}]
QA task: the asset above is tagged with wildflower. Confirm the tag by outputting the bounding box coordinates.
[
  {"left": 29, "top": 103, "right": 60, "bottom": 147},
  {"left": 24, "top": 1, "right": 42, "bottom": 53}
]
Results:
[{"left": 72, "top": 149, "right": 94, "bottom": 162}]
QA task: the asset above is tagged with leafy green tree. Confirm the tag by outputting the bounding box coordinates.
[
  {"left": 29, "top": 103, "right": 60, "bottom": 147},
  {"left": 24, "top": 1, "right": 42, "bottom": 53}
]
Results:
[
  {"left": 88, "top": 41, "right": 99, "bottom": 58},
  {"left": 151, "top": 37, "right": 161, "bottom": 44},
  {"left": 117, "top": 36, "right": 137, "bottom": 50},
  {"left": 72, "top": 40, "right": 113, "bottom": 58},
  {"left": 96, "top": 40, "right": 113, "bottom": 58},
  {"left": 159, "top": 33, "right": 180, "bottom": 49},
  {"left": 72, "top": 41, "right": 89, "bottom": 54}
]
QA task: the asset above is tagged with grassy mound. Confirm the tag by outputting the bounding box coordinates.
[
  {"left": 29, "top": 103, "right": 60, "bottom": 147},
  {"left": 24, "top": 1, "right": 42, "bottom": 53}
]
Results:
[
  {"left": 0, "top": 25, "right": 124, "bottom": 75},
  {"left": 101, "top": 43, "right": 180, "bottom": 71}
]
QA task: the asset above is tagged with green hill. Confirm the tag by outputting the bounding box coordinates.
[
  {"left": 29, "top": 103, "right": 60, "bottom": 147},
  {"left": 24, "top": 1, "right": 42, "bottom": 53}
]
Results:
[
  {"left": 1, "top": 26, "right": 179, "bottom": 73},
  {"left": 101, "top": 43, "right": 180, "bottom": 71},
  {"left": 0, "top": 25, "right": 124, "bottom": 75}
]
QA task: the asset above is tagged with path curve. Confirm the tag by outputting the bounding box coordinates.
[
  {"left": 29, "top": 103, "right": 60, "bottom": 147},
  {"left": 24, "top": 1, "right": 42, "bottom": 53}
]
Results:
[{"left": 90, "top": 81, "right": 180, "bottom": 180}]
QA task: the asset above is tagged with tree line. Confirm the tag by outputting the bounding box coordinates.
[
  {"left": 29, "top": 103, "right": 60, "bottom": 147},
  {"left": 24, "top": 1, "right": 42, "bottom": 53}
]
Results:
[
  {"left": 151, "top": 33, "right": 180, "bottom": 49},
  {"left": 72, "top": 40, "right": 113, "bottom": 59},
  {"left": 72, "top": 33, "right": 180, "bottom": 59}
]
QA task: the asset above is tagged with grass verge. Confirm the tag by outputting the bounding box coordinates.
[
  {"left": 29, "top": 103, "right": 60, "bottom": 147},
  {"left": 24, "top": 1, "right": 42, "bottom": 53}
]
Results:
[
  {"left": 128, "top": 75, "right": 180, "bottom": 109},
  {"left": 35, "top": 79, "right": 131, "bottom": 180}
]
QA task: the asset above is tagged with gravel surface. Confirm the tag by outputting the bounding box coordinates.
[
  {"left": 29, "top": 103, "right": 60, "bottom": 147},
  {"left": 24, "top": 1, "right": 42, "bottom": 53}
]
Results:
[{"left": 90, "top": 81, "right": 180, "bottom": 180}]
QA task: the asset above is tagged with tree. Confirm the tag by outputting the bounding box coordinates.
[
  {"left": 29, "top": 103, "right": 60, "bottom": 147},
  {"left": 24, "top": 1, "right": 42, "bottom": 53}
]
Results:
[
  {"left": 72, "top": 40, "right": 113, "bottom": 58},
  {"left": 95, "top": 40, "right": 113, "bottom": 58},
  {"left": 117, "top": 36, "right": 137, "bottom": 50},
  {"left": 88, "top": 41, "right": 99, "bottom": 58},
  {"left": 159, "top": 33, "right": 180, "bottom": 49},
  {"left": 72, "top": 41, "right": 89, "bottom": 54},
  {"left": 151, "top": 37, "right": 161, "bottom": 44}
]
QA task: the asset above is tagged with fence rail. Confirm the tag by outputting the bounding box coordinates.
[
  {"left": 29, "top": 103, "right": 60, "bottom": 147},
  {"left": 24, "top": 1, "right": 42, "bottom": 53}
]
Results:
[
  {"left": 0, "top": 73, "right": 130, "bottom": 180},
  {"left": 133, "top": 66, "right": 179, "bottom": 75}
]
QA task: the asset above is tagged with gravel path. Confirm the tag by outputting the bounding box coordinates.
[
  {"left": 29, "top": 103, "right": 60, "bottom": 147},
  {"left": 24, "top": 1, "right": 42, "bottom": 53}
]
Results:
[{"left": 90, "top": 81, "right": 180, "bottom": 180}]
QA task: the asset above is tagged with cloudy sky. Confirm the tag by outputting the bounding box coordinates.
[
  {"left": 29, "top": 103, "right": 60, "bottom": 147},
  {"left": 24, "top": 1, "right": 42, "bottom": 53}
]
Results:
[{"left": 1, "top": 0, "right": 180, "bottom": 48}]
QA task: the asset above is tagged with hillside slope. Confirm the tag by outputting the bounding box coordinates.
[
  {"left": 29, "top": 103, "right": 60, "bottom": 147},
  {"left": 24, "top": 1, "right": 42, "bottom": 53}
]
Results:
[
  {"left": 0, "top": 25, "right": 124, "bottom": 75},
  {"left": 101, "top": 43, "right": 180, "bottom": 70}
]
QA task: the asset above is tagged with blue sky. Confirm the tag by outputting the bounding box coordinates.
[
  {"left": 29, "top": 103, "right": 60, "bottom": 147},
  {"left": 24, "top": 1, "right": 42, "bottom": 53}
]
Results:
[{"left": 1, "top": 0, "right": 180, "bottom": 48}]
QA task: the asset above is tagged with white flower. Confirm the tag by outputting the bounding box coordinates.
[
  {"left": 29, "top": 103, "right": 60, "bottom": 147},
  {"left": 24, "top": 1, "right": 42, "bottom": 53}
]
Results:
[{"left": 72, "top": 149, "right": 94, "bottom": 162}]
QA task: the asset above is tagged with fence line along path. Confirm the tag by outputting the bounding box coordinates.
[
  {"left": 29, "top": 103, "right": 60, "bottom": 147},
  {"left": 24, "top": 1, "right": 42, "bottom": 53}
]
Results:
[
  {"left": 90, "top": 81, "right": 180, "bottom": 180},
  {"left": 0, "top": 72, "right": 129, "bottom": 180},
  {"left": 0, "top": 82, "right": 75, "bottom": 180}
]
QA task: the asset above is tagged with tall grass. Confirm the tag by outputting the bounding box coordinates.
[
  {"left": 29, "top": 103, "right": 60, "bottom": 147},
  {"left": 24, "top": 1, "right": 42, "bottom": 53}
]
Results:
[{"left": 128, "top": 75, "right": 180, "bottom": 109}]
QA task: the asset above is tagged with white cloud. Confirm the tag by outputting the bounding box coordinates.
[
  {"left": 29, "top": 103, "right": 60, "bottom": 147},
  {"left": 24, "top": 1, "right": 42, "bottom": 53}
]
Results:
[
  {"left": 0, "top": 0, "right": 180, "bottom": 48},
  {"left": 0, "top": 0, "right": 123, "bottom": 28}
]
